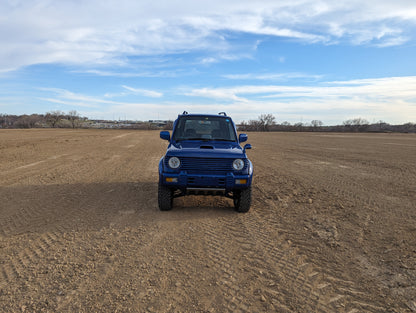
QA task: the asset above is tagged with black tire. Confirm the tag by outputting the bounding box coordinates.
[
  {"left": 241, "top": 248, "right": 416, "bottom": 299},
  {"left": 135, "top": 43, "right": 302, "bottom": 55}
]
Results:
[
  {"left": 233, "top": 187, "right": 251, "bottom": 213},
  {"left": 158, "top": 182, "right": 173, "bottom": 211}
]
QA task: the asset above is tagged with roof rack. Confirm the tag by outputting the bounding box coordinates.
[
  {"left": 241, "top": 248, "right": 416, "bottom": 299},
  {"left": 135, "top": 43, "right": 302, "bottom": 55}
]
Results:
[{"left": 218, "top": 112, "right": 227, "bottom": 116}]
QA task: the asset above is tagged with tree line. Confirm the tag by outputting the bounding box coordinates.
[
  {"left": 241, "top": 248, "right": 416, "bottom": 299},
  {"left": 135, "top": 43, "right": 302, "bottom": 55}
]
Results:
[
  {"left": 0, "top": 110, "right": 86, "bottom": 129},
  {"left": 1, "top": 112, "right": 415, "bottom": 133},
  {"left": 238, "top": 114, "right": 416, "bottom": 133}
]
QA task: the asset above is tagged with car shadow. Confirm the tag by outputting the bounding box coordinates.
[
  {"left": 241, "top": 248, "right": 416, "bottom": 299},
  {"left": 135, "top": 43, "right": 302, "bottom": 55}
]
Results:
[{"left": 0, "top": 181, "right": 238, "bottom": 237}]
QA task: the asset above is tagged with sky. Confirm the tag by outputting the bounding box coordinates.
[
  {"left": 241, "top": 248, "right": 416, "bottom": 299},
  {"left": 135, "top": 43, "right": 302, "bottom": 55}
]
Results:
[{"left": 1, "top": 0, "right": 416, "bottom": 125}]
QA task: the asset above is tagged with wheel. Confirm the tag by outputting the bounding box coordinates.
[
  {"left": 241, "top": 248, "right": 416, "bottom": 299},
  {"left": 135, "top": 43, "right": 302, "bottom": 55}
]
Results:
[
  {"left": 158, "top": 182, "right": 173, "bottom": 211},
  {"left": 233, "top": 187, "right": 251, "bottom": 213}
]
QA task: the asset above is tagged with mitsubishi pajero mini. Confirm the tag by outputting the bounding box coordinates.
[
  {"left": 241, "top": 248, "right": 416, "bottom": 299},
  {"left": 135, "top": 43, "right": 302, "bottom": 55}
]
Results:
[{"left": 158, "top": 112, "right": 253, "bottom": 212}]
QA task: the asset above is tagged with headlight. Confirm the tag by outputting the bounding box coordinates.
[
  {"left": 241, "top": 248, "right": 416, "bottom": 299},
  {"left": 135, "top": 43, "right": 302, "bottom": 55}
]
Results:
[
  {"left": 232, "top": 159, "right": 244, "bottom": 170},
  {"left": 168, "top": 157, "right": 181, "bottom": 169}
]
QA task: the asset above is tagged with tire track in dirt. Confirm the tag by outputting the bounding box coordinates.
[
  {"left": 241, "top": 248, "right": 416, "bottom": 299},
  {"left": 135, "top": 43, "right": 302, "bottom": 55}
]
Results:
[
  {"left": 106, "top": 132, "right": 134, "bottom": 142},
  {"left": 201, "top": 218, "right": 252, "bottom": 313},
  {"left": 1, "top": 226, "right": 151, "bottom": 312},
  {"left": 316, "top": 169, "right": 416, "bottom": 307},
  {"left": 0, "top": 202, "right": 46, "bottom": 237},
  {"left": 249, "top": 164, "right": 393, "bottom": 312},
  {"left": 225, "top": 214, "right": 341, "bottom": 312},
  {"left": 0, "top": 149, "right": 148, "bottom": 237},
  {"left": 184, "top": 186, "right": 387, "bottom": 312},
  {"left": 0, "top": 185, "right": 95, "bottom": 237},
  {"left": 139, "top": 220, "right": 214, "bottom": 312},
  {"left": 284, "top": 144, "right": 415, "bottom": 213},
  {"left": 249, "top": 139, "right": 410, "bottom": 312},
  {"left": 244, "top": 205, "right": 387, "bottom": 313},
  {"left": 322, "top": 168, "right": 415, "bottom": 213},
  {"left": 52, "top": 229, "right": 133, "bottom": 312},
  {"left": 200, "top": 214, "right": 341, "bottom": 312},
  {"left": 53, "top": 222, "right": 190, "bottom": 313},
  {"left": 0, "top": 230, "right": 67, "bottom": 306}
]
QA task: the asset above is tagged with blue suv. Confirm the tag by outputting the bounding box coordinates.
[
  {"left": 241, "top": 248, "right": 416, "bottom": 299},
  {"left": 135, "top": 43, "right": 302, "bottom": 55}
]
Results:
[{"left": 158, "top": 112, "right": 253, "bottom": 212}]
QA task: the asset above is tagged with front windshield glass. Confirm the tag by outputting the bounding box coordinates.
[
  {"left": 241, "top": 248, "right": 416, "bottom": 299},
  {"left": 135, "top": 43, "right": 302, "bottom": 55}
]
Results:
[{"left": 172, "top": 116, "right": 237, "bottom": 142}]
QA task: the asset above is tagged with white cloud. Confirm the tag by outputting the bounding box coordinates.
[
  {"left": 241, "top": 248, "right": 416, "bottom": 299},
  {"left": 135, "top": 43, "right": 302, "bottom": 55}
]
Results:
[
  {"left": 20, "top": 76, "right": 415, "bottom": 124},
  {"left": 121, "top": 86, "right": 163, "bottom": 98},
  {"left": 97, "top": 95, "right": 415, "bottom": 125},
  {"left": 200, "top": 57, "right": 219, "bottom": 65},
  {"left": 188, "top": 76, "right": 416, "bottom": 101},
  {"left": 1, "top": 0, "right": 416, "bottom": 70},
  {"left": 39, "top": 88, "right": 115, "bottom": 108},
  {"left": 77, "top": 69, "right": 185, "bottom": 78},
  {"left": 104, "top": 86, "right": 163, "bottom": 98},
  {"left": 185, "top": 88, "right": 248, "bottom": 102},
  {"left": 223, "top": 72, "right": 323, "bottom": 81},
  {"left": 375, "top": 36, "right": 410, "bottom": 47},
  {"left": 181, "top": 76, "right": 416, "bottom": 124}
]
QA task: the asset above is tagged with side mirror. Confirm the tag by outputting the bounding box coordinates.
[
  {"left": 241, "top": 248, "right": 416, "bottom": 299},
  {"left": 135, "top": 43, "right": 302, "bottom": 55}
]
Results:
[
  {"left": 160, "top": 131, "right": 170, "bottom": 141},
  {"left": 243, "top": 144, "right": 252, "bottom": 153},
  {"left": 239, "top": 133, "right": 248, "bottom": 143}
]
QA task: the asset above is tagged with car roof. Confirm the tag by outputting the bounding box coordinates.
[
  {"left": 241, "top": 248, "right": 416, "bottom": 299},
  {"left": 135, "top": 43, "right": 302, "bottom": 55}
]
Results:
[{"left": 177, "top": 113, "right": 231, "bottom": 119}]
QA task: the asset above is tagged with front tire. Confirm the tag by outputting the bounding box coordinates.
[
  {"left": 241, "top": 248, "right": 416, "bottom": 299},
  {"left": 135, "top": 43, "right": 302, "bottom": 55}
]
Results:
[
  {"left": 233, "top": 187, "right": 251, "bottom": 213},
  {"left": 158, "top": 182, "right": 173, "bottom": 211}
]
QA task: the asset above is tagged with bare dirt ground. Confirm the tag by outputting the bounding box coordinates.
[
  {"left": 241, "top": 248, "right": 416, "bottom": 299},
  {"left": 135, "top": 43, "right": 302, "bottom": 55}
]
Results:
[{"left": 0, "top": 129, "right": 415, "bottom": 312}]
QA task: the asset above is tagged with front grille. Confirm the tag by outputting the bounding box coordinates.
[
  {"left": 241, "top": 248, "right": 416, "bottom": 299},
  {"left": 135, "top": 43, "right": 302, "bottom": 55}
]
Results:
[
  {"left": 165, "top": 157, "right": 247, "bottom": 174},
  {"left": 181, "top": 158, "right": 231, "bottom": 173}
]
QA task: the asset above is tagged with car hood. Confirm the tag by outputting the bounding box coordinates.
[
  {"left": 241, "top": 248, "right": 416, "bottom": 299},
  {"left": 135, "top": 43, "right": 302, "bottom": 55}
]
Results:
[{"left": 166, "top": 141, "right": 245, "bottom": 158}]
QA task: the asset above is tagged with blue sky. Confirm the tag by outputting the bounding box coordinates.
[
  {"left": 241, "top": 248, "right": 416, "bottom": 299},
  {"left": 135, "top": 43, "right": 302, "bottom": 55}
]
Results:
[{"left": 1, "top": 0, "right": 416, "bottom": 124}]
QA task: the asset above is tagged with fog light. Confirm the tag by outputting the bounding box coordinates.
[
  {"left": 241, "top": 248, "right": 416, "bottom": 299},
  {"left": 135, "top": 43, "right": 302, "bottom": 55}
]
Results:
[
  {"left": 166, "top": 177, "right": 178, "bottom": 183},
  {"left": 235, "top": 179, "right": 247, "bottom": 184}
]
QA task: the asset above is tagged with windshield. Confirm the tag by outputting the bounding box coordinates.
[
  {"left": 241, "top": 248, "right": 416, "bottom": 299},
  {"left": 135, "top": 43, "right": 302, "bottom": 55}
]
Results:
[{"left": 172, "top": 116, "right": 237, "bottom": 142}]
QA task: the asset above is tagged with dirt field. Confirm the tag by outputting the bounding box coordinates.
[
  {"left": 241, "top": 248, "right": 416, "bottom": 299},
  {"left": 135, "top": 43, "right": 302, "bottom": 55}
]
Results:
[{"left": 0, "top": 129, "right": 415, "bottom": 312}]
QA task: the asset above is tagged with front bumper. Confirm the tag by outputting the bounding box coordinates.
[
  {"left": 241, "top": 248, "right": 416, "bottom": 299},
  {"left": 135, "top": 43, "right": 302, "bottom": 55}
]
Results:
[{"left": 160, "top": 171, "right": 252, "bottom": 192}]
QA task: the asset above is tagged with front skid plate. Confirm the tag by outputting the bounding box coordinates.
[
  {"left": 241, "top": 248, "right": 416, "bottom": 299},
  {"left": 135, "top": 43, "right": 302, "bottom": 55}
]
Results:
[{"left": 173, "top": 188, "right": 234, "bottom": 198}]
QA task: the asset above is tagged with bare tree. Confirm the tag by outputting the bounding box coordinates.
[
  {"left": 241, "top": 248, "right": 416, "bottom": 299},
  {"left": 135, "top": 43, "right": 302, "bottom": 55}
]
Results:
[
  {"left": 0, "top": 114, "right": 10, "bottom": 128},
  {"left": 400, "top": 122, "right": 415, "bottom": 133},
  {"left": 67, "top": 110, "right": 80, "bottom": 128},
  {"left": 14, "top": 114, "right": 43, "bottom": 128},
  {"left": 249, "top": 119, "right": 263, "bottom": 131},
  {"left": 258, "top": 114, "right": 276, "bottom": 131},
  {"left": 311, "top": 120, "right": 323, "bottom": 128},
  {"left": 46, "top": 110, "right": 64, "bottom": 128},
  {"left": 238, "top": 120, "right": 248, "bottom": 131},
  {"left": 294, "top": 122, "right": 304, "bottom": 131},
  {"left": 343, "top": 118, "right": 369, "bottom": 126},
  {"left": 343, "top": 117, "right": 369, "bottom": 132}
]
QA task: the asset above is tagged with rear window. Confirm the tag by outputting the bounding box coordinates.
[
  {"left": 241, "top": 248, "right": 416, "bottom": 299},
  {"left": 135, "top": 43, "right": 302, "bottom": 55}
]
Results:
[{"left": 172, "top": 116, "right": 237, "bottom": 142}]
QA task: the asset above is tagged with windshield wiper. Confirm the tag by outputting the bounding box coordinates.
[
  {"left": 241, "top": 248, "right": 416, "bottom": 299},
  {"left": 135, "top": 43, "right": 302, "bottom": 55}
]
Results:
[
  {"left": 212, "top": 138, "right": 234, "bottom": 142},
  {"left": 187, "top": 137, "right": 208, "bottom": 141},
  {"left": 176, "top": 137, "right": 211, "bottom": 141},
  {"left": 176, "top": 138, "right": 234, "bottom": 142}
]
